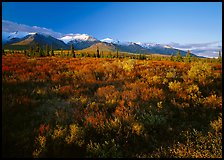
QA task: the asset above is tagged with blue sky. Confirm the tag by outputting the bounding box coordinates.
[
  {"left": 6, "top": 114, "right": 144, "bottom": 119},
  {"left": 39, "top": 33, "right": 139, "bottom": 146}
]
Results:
[{"left": 2, "top": 2, "right": 222, "bottom": 44}]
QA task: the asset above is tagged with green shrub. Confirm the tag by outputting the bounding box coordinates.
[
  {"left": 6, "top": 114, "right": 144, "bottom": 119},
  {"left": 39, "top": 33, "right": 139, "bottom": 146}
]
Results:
[
  {"left": 187, "top": 61, "right": 212, "bottom": 85},
  {"left": 87, "top": 139, "right": 122, "bottom": 158}
]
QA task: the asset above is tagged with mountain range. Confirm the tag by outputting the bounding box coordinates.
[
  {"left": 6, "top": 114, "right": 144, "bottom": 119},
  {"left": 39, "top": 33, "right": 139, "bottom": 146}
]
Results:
[
  {"left": 2, "top": 20, "right": 222, "bottom": 58},
  {"left": 3, "top": 32, "right": 68, "bottom": 50},
  {"left": 2, "top": 31, "right": 199, "bottom": 57}
]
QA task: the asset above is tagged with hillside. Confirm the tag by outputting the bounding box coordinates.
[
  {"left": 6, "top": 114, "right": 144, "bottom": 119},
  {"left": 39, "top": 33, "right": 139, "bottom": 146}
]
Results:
[
  {"left": 3, "top": 33, "right": 69, "bottom": 50},
  {"left": 80, "top": 42, "right": 117, "bottom": 53}
]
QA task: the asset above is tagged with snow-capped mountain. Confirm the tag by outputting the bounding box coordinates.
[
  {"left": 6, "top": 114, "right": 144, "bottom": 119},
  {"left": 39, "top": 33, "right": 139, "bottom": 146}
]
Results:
[
  {"left": 99, "top": 39, "right": 193, "bottom": 56},
  {"left": 164, "top": 45, "right": 173, "bottom": 49},
  {"left": 2, "top": 31, "right": 36, "bottom": 44},
  {"left": 101, "top": 38, "right": 117, "bottom": 43},
  {"left": 60, "top": 34, "right": 98, "bottom": 43},
  {"left": 2, "top": 20, "right": 221, "bottom": 58},
  {"left": 135, "top": 42, "right": 164, "bottom": 48},
  {"left": 3, "top": 33, "right": 68, "bottom": 50},
  {"left": 2, "top": 20, "right": 63, "bottom": 38},
  {"left": 169, "top": 41, "right": 222, "bottom": 58},
  {"left": 60, "top": 34, "right": 100, "bottom": 50},
  {"left": 100, "top": 38, "right": 133, "bottom": 46}
]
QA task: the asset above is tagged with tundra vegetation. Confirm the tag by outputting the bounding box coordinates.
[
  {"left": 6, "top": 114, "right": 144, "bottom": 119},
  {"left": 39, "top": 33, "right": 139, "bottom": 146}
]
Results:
[{"left": 2, "top": 49, "right": 222, "bottom": 158}]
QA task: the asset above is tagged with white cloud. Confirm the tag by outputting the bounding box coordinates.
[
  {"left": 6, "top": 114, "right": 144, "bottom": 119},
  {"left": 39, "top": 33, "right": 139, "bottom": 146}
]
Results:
[
  {"left": 169, "top": 41, "right": 222, "bottom": 58},
  {"left": 2, "top": 20, "right": 222, "bottom": 58},
  {"left": 2, "top": 20, "right": 63, "bottom": 38}
]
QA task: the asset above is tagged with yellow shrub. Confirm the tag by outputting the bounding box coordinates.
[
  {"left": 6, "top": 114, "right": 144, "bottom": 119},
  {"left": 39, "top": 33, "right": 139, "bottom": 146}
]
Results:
[
  {"left": 168, "top": 80, "right": 182, "bottom": 92},
  {"left": 51, "top": 125, "right": 66, "bottom": 140},
  {"left": 187, "top": 61, "right": 212, "bottom": 85},
  {"left": 132, "top": 122, "right": 144, "bottom": 136}
]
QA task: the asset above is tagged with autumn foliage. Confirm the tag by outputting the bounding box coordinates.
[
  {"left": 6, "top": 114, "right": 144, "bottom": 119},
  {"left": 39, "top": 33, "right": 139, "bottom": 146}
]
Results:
[{"left": 2, "top": 53, "right": 222, "bottom": 158}]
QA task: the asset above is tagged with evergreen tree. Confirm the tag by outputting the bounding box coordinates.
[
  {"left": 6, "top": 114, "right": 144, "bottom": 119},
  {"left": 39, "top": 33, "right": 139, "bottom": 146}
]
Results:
[
  {"left": 116, "top": 48, "right": 119, "bottom": 58},
  {"left": 39, "top": 46, "right": 44, "bottom": 57},
  {"left": 29, "top": 46, "right": 33, "bottom": 57},
  {"left": 24, "top": 50, "right": 27, "bottom": 56},
  {"left": 96, "top": 46, "right": 100, "bottom": 58},
  {"left": 185, "top": 50, "right": 191, "bottom": 63},
  {"left": 45, "top": 44, "right": 50, "bottom": 56},
  {"left": 176, "top": 50, "right": 182, "bottom": 62},
  {"left": 2, "top": 49, "right": 5, "bottom": 55},
  {"left": 61, "top": 48, "right": 63, "bottom": 57},
  {"left": 218, "top": 50, "right": 221, "bottom": 58},
  {"left": 35, "top": 43, "right": 40, "bottom": 56},
  {"left": 218, "top": 50, "right": 222, "bottom": 62},
  {"left": 51, "top": 45, "right": 54, "bottom": 56},
  {"left": 70, "top": 44, "right": 75, "bottom": 58}
]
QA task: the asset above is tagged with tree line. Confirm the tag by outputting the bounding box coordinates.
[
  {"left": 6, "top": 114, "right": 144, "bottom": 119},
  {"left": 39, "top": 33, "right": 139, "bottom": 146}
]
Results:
[{"left": 2, "top": 42, "right": 222, "bottom": 63}]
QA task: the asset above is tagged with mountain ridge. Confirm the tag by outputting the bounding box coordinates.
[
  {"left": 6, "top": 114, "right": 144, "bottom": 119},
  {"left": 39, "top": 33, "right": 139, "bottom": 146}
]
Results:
[
  {"left": 2, "top": 31, "right": 201, "bottom": 57},
  {"left": 3, "top": 33, "right": 69, "bottom": 50}
]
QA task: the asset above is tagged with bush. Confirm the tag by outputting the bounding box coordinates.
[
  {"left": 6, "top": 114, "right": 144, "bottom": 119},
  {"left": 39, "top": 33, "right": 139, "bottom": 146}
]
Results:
[
  {"left": 187, "top": 61, "right": 212, "bottom": 85},
  {"left": 168, "top": 80, "right": 182, "bottom": 92},
  {"left": 87, "top": 139, "right": 122, "bottom": 158}
]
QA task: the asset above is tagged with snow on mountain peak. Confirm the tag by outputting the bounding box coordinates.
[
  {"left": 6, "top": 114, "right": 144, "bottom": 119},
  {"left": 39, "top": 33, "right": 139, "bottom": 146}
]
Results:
[
  {"left": 60, "top": 33, "right": 97, "bottom": 43},
  {"left": 2, "top": 31, "right": 37, "bottom": 42},
  {"left": 136, "top": 42, "right": 162, "bottom": 48},
  {"left": 164, "top": 45, "right": 173, "bottom": 49},
  {"left": 101, "top": 38, "right": 115, "bottom": 43}
]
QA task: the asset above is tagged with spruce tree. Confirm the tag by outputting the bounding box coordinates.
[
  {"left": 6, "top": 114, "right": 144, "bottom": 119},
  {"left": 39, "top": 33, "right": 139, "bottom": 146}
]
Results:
[
  {"left": 39, "top": 46, "right": 44, "bottom": 57},
  {"left": 45, "top": 44, "right": 50, "bottom": 56},
  {"left": 71, "top": 44, "right": 75, "bottom": 58},
  {"left": 176, "top": 50, "right": 182, "bottom": 62},
  {"left": 116, "top": 48, "right": 119, "bottom": 58},
  {"left": 35, "top": 43, "right": 40, "bottom": 56},
  {"left": 218, "top": 50, "right": 222, "bottom": 62},
  {"left": 61, "top": 48, "right": 63, "bottom": 57},
  {"left": 29, "top": 46, "right": 33, "bottom": 57},
  {"left": 51, "top": 45, "right": 54, "bottom": 56},
  {"left": 218, "top": 50, "right": 221, "bottom": 58},
  {"left": 24, "top": 50, "right": 27, "bottom": 56},
  {"left": 96, "top": 46, "right": 100, "bottom": 58},
  {"left": 185, "top": 50, "right": 191, "bottom": 63}
]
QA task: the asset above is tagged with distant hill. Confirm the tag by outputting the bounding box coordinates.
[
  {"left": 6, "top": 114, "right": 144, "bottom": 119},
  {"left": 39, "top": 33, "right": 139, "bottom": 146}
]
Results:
[
  {"left": 135, "top": 43, "right": 196, "bottom": 57},
  {"left": 3, "top": 33, "right": 69, "bottom": 50},
  {"left": 80, "top": 42, "right": 116, "bottom": 53},
  {"left": 115, "top": 42, "right": 150, "bottom": 54},
  {"left": 80, "top": 41, "right": 198, "bottom": 57},
  {"left": 67, "top": 40, "right": 100, "bottom": 50},
  {"left": 61, "top": 34, "right": 100, "bottom": 50},
  {"left": 147, "top": 46, "right": 197, "bottom": 57},
  {"left": 80, "top": 42, "right": 151, "bottom": 55},
  {"left": 2, "top": 32, "right": 200, "bottom": 57}
]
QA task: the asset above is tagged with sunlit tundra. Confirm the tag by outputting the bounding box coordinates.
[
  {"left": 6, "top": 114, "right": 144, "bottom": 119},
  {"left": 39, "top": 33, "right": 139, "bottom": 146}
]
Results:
[
  {"left": 2, "top": 1, "right": 222, "bottom": 158},
  {"left": 2, "top": 52, "right": 222, "bottom": 158}
]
